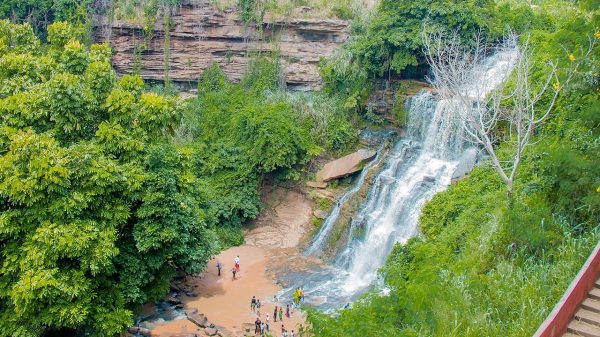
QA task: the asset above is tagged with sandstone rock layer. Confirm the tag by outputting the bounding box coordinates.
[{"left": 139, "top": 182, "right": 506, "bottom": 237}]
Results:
[
  {"left": 316, "top": 149, "right": 377, "bottom": 182},
  {"left": 95, "top": 1, "right": 349, "bottom": 90}
]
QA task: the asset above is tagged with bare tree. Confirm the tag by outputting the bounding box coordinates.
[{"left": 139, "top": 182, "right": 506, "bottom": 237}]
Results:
[{"left": 422, "top": 31, "right": 589, "bottom": 201}]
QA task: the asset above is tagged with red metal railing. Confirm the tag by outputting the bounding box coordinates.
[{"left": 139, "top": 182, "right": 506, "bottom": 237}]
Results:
[{"left": 533, "top": 241, "right": 600, "bottom": 337}]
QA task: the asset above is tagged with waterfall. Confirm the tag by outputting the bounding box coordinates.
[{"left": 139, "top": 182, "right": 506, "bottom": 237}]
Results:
[
  {"left": 281, "top": 49, "right": 518, "bottom": 309},
  {"left": 304, "top": 141, "right": 386, "bottom": 256}
]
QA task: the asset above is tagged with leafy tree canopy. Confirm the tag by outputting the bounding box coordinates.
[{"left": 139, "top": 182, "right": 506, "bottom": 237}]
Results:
[{"left": 0, "top": 20, "right": 218, "bottom": 336}]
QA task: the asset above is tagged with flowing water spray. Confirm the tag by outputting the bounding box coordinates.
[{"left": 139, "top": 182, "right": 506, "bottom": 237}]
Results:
[
  {"left": 281, "top": 49, "right": 518, "bottom": 309},
  {"left": 304, "top": 139, "right": 387, "bottom": 256}
]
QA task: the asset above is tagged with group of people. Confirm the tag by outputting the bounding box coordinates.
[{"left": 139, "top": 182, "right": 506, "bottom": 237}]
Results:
[
  {"left": 250, "top": 296, "right": 262, "bottom": 314},
  {"left": 215, "top": 254, "right": 304, "bottom": 336},
  {"left": 280, "top": 324, "right": 296, "bottom": 337},
  {"left": 273, "top": 304, "right": 290, "bottom": 322},
  {"left": 215, "top": 255, "right": 242, "bottom": 280},
  {"left": 252, "top": 318, "right": 297, "bottom": 337},
  {"left": 292, "top": 287, "right": 304, "bottom": 306},
  {"left": 254, "top": 316, "right": 268, "bottom": 336}
]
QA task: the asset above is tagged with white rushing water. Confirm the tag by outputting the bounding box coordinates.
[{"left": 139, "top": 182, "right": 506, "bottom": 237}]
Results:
[
  {"left": 304, "top": 142, "right": 387, "bottom": 256},
  {"left": 282, "top": 49, "right": 518, "bottom": 309}
]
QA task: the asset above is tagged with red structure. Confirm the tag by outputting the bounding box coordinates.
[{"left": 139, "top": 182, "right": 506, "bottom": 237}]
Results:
[{"left": 533, "top": 241, "right": 600, "bottom": 337}]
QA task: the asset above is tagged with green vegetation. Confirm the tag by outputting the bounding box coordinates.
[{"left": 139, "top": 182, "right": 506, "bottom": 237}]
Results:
[
  {"left": 209, "top": 0, "right": 369, "bottom": 20},
  {"left": 0, "top": 0, "right": 92, "bottom": 38},
  {"left": 318, "top": 0, "right": 553, "bottom": 113},
  {"left": 0, "top": 20, "right": 217, "bottom": 336},
  {"left": 307, "top": 0, "right": 600, "bottom": 336},
  {"left": 1, "top": 0, "right": 598, "bottom": 336},
  {"left": 0, "top": 18, "right": 331, "bottom": 335}
]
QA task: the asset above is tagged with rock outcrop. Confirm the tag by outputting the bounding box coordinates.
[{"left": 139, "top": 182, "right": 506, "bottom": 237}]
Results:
[
  {"left": 316, "top": 149, "right": 377, "bottom": 182},
  {"left": 451, "top": 147, "right": 479, "bottom": 183},
  {"left": 94, "top": 1, "right": 350, "bottom": 90}
]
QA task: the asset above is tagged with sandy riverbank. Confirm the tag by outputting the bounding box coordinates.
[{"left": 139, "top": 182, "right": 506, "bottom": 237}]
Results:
[{"left": 149, "top": 188, "right": 315, "bottom": 337}]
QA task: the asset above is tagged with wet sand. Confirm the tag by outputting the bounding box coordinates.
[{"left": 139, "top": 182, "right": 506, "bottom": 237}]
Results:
[{"left": 151, "top": 188, "right": 313, "bottom": 337}]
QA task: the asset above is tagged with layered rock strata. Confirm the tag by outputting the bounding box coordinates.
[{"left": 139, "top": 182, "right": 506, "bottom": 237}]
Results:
[{"left": 95, "top": 1, "right": 350, "bottom": 90}]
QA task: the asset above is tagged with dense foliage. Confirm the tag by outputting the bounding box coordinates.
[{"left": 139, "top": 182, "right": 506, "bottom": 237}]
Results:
[
  {"left": 0, "top": 20, "right": 320, "bottom": 336},
  {"left": 0, "top": 0, "right": 92, "bottom": 39},
  {"left": 308, "top": 1, "right": 600, "bottom": 336},
  {"left": 179, "top": 59, "right": 320, "bottom": 230},
  {"left": 0, "top": 20, "right": 219, "bottom": 336},
  {"left": 319, "top": 0, "right": 552, "bottom": 111}
]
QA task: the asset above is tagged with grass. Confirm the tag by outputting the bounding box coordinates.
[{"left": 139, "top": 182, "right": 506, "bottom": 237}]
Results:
[{"left": 111, "top": 0, "right": 378, "bottom": 24}]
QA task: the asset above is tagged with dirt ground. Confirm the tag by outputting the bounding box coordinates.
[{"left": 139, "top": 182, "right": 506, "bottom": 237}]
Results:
[{"left": 150, "top": 187, "right": 315, "bottom": 337}]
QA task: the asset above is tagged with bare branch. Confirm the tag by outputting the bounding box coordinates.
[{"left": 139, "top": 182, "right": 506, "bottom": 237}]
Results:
[{"left": 421, "top": 29, "right": 577, "bottom": 199}]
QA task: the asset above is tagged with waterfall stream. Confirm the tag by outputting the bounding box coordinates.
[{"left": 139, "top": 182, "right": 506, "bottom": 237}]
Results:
[
  {"left": 280, "top": 49, "right": 518, "bottom": 309},
  {"left": 304, "top": 140, "right": 387, "bottom": 256}
]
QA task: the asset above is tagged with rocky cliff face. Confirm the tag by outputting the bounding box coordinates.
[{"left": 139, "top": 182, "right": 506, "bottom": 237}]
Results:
[{"left": 95, "top": 1, "right": 349, "bottom": 90}]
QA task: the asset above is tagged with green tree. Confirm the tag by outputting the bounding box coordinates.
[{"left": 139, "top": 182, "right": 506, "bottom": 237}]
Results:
[{"left": 0, "top": 21, "right": 217, "bottom": 336}]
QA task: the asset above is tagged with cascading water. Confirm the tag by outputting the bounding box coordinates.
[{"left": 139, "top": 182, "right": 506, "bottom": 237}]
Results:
[
  {"left": 304, "top": 140, "right": 387, "bottom": 256},
  {"left": 281, "top": 49, "right": 518, "bottom": 309}
]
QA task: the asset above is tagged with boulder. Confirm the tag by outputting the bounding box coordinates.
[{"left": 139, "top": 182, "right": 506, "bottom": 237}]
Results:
[
  {"left": 169, "top": 282, "right": 182, "bottom": 292},
  {"left": 204, "top": 327, "right": 218, "bottom": 336},
  {"left": 313, "top": 210, "right": 329, "bottom": 219},
  {"left": 241, "top": 323, "right": 254, "bottom": 333},
  {"left": 187, "top": 313, "right": 209, "bottom": 327},
  {"left": 163, "top": 309, "right": 182, "bottom": 320},
  {"left": 185, "top": 291, "right": 198, "bottom": 297},
  {"left": 307, "top": 181, "right": 328, "bottom": 189},
  {"left": 451, "top": 147, "right": 479, "bottom": 182},
  {"left": 217, "top": 331, "right": 235, "bottom": 337},
  {"left": 166, "top": 296, "right": 181, "bottom": 305},
  {"left": 138, "top": 328, "right": 152, "bottom": 336},
  {"left": 127, "top": 327, "right": 152, "bottom": 337},
  {"left": 316, "top": 149, "right": 377, "bottom": 182},
  {"left": 185, "top": 308, "right": 198, "bottom": 316}
]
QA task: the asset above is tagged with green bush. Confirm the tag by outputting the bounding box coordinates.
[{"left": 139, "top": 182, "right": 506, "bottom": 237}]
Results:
[
  {"left": 198, "top": 62, "right": 229, "bottom": 95},
  {"left": 324, "top": 114, "right": 357, "bottom": 152},
  {"left": 332, "top": 4, "right": 354, "bottom": 20}
]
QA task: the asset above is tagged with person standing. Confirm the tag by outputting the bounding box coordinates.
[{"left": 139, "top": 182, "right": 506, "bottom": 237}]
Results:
[
  {"left": 290, "top": 330, "right": 295, "bottom": 337},
  {"left": 251, "top": 296, "right": 257, "bottom": 312},
  {"left": 234, "top": 255, "right": 240, "bottom": 273},
  {"left": 286, "top": 304, "right": 290, "bottom": 318},
  {"left": 231, "top": 267, "right": 237, "bottom": 280},
  {"left": 273, "top": 306, "right": 278, "bottom": 322},
  {"left": 216, "top": 260, "right": 222, "bottom": 276},
  {"left": 254, "top": 317, "right": 261, "bottom": 335},
  {"left": 278, "top": 306, "right": 283, "bottom": 322},
  {"left": 266, "top": 313, "right": 270, "bottom": 331},
  {"left": 293, "top": 289, "right": 299, "bottom": 306},
  {"left": 261, "top": 322, "right": 265, "bottom": 336}
]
